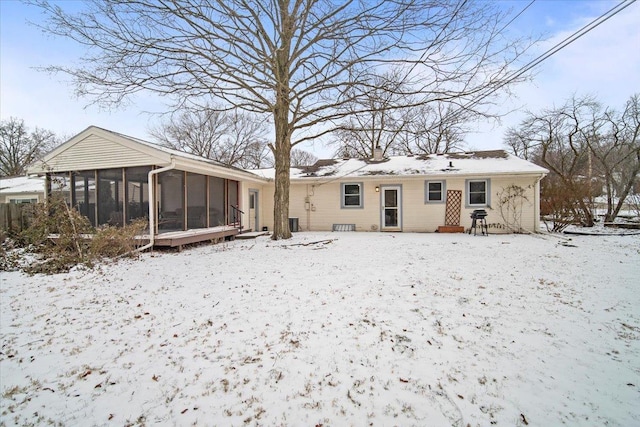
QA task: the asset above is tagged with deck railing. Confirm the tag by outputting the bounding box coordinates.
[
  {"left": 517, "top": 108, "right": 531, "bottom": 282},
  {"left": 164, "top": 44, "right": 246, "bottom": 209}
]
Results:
[{"left": 229, "top": 205, "right": 244, "bottom": 231}]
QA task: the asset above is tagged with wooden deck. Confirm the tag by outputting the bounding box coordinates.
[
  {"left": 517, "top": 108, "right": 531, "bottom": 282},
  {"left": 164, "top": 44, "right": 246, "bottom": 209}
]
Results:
[
  {"left": 49, "top": 225, "right": 240, "bottom": 251},
  {"left": 152, "top": 226, "right": 240, "bottom": 248}
]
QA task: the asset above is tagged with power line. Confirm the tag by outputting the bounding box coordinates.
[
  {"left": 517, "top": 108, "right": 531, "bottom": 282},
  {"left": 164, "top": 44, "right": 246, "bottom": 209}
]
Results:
[
  {"left": 462, "top": 0, "right": 637, "bottom": 114},
  {"left": 401, "top": 0, "right": 536, "bottom": 87},
  {"left": 497, "top": 0, "right": 536, "bottom": 35}
]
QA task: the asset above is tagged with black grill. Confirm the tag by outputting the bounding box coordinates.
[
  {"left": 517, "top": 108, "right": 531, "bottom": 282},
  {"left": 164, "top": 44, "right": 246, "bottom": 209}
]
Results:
[
  {"left": 470, "top": 209, "right": 487, "bottom": 219},
  {"left": 469, "top": 209, "right": 488, "bottom": 235}
]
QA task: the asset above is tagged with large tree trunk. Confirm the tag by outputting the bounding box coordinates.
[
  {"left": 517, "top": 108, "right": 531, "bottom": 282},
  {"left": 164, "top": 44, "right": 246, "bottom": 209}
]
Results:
[
  {"left": 272, "top": 12, "right": 293, "bottom": 240},
  {"left": 607, "top": 153, "right": 640, "bottom": 222},
  {"left": 272, "top": 111, "right": 292, "bottom": 240}
]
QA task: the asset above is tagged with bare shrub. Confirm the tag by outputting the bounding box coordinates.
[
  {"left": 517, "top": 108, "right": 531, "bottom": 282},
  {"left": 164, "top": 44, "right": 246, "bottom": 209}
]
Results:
[
  {"left": 17, "top": 197, "right": 147, "bottom": 274},
  {"left": 540, "top": 175, "right": 590, "bottom": 232},
  {"left": 497, "top": 185, "right": 531, "bottom": 233},
  {"left": 0, "top": 237, "right": 21, "bottom": 272},
  {"left": 90, "top": 219, "right": 148, "bottom": 259},
  {"left": 19, "top": 195, "right": 92, "bottom": 273}
]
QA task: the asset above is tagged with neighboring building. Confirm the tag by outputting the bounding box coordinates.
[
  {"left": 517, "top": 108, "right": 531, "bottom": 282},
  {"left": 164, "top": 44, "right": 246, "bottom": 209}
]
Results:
[
  {"left": 27, "top": 126, "right": 548, "bottom": 247},
  {"left": 0, "top": 176, "right": 46, "bottom": 204}
]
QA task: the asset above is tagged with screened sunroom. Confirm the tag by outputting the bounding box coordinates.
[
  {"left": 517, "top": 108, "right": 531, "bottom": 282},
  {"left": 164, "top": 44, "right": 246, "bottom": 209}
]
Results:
[
  {"left": 46, "top": 167, "right": 241, "bottom": 234},
  {"left": 30, "top": 126, "right": 266, "bottom": 247}
]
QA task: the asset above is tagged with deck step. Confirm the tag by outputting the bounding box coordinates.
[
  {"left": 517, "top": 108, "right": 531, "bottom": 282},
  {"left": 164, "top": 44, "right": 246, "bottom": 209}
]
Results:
[
  {"left": 154, "top": 226, "right": 239, "bottom": 247},
  {"left": 437, "top": 225, "right": 465, "bottom": 233}
]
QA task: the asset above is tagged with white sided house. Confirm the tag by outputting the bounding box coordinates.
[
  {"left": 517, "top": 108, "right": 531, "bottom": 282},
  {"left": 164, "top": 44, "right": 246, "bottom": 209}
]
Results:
[
  {"left": 28, "top": 126, "right": 548, "bottom": 246},
  {"left": 28, "top": 126, "right": 266, "bottom": 248},
  {"left": 254, "top": 150, "right": 548, "bottom": 234},
  {"left": 0, "top": 176, "right": 46, "bottom": 204}
]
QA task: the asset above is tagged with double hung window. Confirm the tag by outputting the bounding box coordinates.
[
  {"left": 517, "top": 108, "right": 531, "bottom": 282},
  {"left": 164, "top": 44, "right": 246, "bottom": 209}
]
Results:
[
  {"left": 425, "top": 181, "right": 445, "bottom": 203},
  {"left": 341, "top": 183, "right": 363, "bottom": 208},
  {"left": 466, "top": 179, "right": 490, "bottom": 207}
]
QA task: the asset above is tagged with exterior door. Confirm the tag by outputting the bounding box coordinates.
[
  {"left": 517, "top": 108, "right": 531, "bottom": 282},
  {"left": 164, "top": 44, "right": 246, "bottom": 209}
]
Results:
[
  {"left": 248, "top": 189, "right": 258, "bottom": 231},
  {"left": 381, "top": 185, "right": 402, "bottom": 231}
]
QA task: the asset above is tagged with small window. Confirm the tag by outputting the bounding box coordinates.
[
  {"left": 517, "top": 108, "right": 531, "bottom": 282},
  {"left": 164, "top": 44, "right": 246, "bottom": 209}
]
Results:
[
  {"left": 9, "top": 198, "right": 37, "bottom": 204},
  {"left": 425, "top": 181, "right": 446, "bottom": 203},
  {"left": 466, "top": 179, "right": 490, "bottom": 206},
  {"left": 341, "top": 182, "right": 363, "bottom": 208}
]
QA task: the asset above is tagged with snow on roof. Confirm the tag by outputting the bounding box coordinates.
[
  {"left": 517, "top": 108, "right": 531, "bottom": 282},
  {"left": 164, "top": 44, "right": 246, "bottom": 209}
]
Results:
[
  {"left": 251, "top": 150, "right": 548, "bottom": 180},
  {"left": 0, "top": 176, "right": 45, "bottom": 194}
]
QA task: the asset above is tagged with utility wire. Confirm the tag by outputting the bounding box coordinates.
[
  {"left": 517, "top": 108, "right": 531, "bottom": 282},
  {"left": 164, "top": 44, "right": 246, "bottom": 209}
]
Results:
[
  {"left": 400, "top": 0, "right": 533, "bottom": 87},
  {"left": 337, "top": 0, "right": 635, "bottom": 147},
  {"left": 497, "top": 0, "right": 536, "bottom": 35},
  {"left": 462, "top": 0, "right": 637, "bottom": 114}
]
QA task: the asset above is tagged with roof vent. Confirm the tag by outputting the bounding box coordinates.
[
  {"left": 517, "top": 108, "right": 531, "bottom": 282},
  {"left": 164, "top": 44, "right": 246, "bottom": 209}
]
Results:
[{"left": 448, "top": 161, "right": 454, "bottom": 168}]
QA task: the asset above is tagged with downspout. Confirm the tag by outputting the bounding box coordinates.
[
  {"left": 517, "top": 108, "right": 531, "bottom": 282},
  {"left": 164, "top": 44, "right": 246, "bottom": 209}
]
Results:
[
  {"left": 137, "top": 158, "right": 176, "bottom": 252},
  {"left": 533, "top": 174, "right": 544, "bottom": 233},
  {"left": 306, "top": 184, "right": 311, "bottom": 231}
]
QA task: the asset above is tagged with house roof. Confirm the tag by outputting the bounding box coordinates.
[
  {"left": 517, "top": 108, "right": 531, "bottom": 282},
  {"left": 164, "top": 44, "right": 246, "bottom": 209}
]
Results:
[
  {"left": 101, "top": 127, "right": 245, "bottom": 171},
  {"left": 0, "top": 176, "right": 45, "bottom": 195},
  {"left": 28, "top": 126, "right": 265, "bottom": 183},
  {"left": 251, "top": 150, "right": 548, "bottom": 181}
]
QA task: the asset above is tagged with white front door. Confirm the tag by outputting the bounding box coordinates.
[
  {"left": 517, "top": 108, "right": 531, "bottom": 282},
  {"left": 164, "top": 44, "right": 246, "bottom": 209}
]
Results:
[
  {"left": 381, "top": 185, "right": 402, "bottom": 231},
  {"left": 248, "top": 190, "right": 258, "bottom": 231}
]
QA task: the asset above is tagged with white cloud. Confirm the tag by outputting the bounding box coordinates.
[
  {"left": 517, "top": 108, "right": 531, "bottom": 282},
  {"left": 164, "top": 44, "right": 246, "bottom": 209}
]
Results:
[
  {"left": 2, "top": 1, "right": 638, "bottom": 155},
  {"left": 467, "top": 2, "right": 640, "bottom": 151}
]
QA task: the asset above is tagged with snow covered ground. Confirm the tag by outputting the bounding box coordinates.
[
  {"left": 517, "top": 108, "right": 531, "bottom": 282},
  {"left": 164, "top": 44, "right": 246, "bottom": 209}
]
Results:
[{"left": 1, "top": 232, "right": 639, "bottom": 426}]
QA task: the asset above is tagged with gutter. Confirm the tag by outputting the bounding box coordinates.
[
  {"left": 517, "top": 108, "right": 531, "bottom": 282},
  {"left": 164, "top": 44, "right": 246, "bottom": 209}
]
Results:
[
  {"left": 533, "top": 173, "right": 545, "bottom": 233},
  {"left": 137, "top": 159, "right": 176, "bottom": 252}
]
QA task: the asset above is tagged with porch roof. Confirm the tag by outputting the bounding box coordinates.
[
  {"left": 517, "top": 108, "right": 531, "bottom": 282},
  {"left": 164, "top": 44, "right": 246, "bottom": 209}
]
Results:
[{"left": 27, "top": 126, "right": 267, "bottom": 183}]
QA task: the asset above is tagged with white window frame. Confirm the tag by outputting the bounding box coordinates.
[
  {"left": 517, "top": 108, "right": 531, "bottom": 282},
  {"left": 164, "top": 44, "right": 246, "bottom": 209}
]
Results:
[
  {"left": 341, "top": 182, "right": 364, "bottom": 209},
  {"left": 425, "top": 180, "right": 446, "bottom": 204},
  {"left": 466, "top": 179, "right": 491, "bottom": 207},
  {"left": 9, "top": 198, "right": 38, "bottom": 204}
]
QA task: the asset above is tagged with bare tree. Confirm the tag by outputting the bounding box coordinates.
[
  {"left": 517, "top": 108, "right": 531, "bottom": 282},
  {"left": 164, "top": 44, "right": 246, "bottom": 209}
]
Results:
[
  {"left": 290, "top": 149, "right": 318, "bottom": 167},
  {"left": 332, "top": 71, "right": 471, "bottom": 158},
  {"left": 504, "top": 124, "right": 537, "bottom": 161},
  {"left": 149, "top": 108, "right": 229, "bottom": 159},
  {"left": 223, "top": 110, "right": 274, "bottom": 169},
  {"left": 583, "top": 94, "right": 640, "bottom": 222},
  {"left": 398, "top": 103, "right": 468, "bottom": 155},
  {"left": 150, "top": 107, "right": 272, "bottom": 169},
  {"left": 505, "top": 97, "right": 596, "bottom": 226},
  {"left": 32, "top": 0, "right": 533, "bottom": 239},
  {"left": 505, "top": 94, "right": 640, "bottom": 227},
  {"left": 0, "top": 117, "right": 58, "bottom": 177},
  {"left": 331, "top": 70, "right": 411, "bottom": 158},
  {"left": 240, "top": 141, "right": 274, "bottom": 170}
]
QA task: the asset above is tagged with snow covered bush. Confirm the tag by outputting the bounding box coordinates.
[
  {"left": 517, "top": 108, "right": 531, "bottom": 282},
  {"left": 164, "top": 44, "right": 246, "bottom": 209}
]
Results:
[
  {"left": 15, "top": 196, "right": 147, "bottom": 274},
  {"left": 89, "top": 219, "right": 148, "bottom": 259}
]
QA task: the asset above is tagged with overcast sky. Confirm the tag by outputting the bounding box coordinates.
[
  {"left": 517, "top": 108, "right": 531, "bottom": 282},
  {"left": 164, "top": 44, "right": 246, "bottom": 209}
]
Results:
[{"left": 1, "top": 0, "right": 639, "bottom": 157}]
